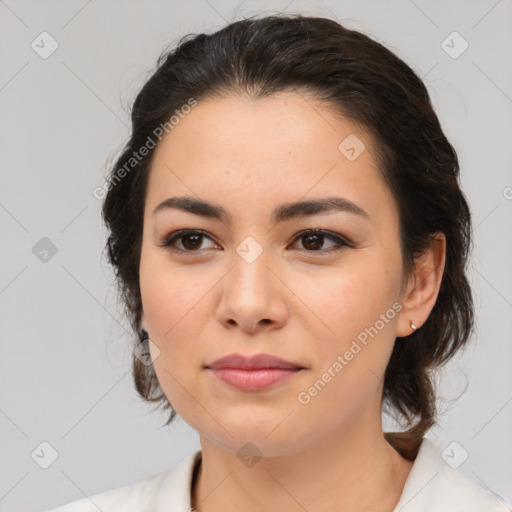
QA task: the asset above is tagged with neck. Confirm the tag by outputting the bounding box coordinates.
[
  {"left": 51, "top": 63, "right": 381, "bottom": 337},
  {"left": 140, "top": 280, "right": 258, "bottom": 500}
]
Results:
[{"left": 191, "top": 420, "right": 415, "bottom": 512}]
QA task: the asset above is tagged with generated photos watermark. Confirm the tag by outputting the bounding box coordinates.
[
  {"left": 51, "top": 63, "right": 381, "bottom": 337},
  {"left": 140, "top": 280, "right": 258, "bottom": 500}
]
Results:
[
  {"left": 297, "top": 301, "right": 403, "bottom": 405},
  {"left": 93, "top": 97, "right": 198, "bottom": 200}
]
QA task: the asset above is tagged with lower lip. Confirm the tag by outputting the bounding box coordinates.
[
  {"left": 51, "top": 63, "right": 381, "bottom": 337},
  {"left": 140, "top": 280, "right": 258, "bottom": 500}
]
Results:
[{"left": 208, "top": 368, "right": 304, "bottom": 391}]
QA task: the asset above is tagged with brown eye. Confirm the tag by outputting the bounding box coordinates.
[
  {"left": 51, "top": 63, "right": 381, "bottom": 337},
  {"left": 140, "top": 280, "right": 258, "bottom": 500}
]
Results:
[
  {"left": 180, "top": 233, "right": 202, "bottom": 250},
  {"left": 301, "top": 232, "right": 324, "bottom": 250},
  {"left": 158, "top": 230, "right": 219, "bottom": 253},
  {"left": 290, "top": 229, "right": 352, "bottom": 254}
]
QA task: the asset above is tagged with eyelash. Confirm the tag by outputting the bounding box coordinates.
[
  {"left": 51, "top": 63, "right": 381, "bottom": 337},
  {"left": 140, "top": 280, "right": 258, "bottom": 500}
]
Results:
[{"left": 157, "top": 229, "right": 353, "bottom": 255}]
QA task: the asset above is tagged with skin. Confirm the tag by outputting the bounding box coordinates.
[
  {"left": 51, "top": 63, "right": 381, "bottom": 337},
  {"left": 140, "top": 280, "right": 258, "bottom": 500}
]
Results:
[{"left": 139, "top": 92, "right": 446, "bottom": 512}]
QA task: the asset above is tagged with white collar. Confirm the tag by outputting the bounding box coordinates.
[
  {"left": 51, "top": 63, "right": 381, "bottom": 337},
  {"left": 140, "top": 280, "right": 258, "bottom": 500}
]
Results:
[
  {"left": 391, "top": 438, "right": 511, "bottom": 511},
  {"left": 152, "top": 449, "right": 201, "bottom": 510}
]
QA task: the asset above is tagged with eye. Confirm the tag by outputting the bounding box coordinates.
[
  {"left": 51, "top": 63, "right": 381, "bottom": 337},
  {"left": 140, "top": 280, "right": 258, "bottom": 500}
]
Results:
[
  {"left": 157, "top": 228, "right": 352, "bottom": 255},
  {"left": 289, "top": 229, "right": 352, "bottom": 254},
  {"left": 157, "top": 229, "right": 220, "bottom": 253}
]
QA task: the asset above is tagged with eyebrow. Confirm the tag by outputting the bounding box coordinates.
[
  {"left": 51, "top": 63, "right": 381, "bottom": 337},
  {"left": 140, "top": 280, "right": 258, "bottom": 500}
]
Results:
[{"left": 152, "top": 196, "right": 370, "bottom": 223}]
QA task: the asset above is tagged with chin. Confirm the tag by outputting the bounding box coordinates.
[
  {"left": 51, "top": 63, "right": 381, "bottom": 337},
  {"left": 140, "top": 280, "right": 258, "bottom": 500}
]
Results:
[{"left": 196, "top": 415, "right": 312, "bottom": 457}]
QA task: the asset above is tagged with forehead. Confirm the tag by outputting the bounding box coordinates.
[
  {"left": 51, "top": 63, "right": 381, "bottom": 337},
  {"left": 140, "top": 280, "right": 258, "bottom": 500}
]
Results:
[
  {"left": 152, "top": 92, "right": 372, "bottom": 158},
  {"left": 145, "top": 93, "right": 396, "bottom": 224}
]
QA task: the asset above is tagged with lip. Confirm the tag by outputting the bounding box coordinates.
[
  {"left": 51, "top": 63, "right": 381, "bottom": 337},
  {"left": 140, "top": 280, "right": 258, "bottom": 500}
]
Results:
[
  {"left": 205, "top": 353, "right": 306, "bottom": 392},
  {"left": 206, "top": 353, "right": 304, "bottom": 370},
  {"left": 208, "top": 368, "right": 304, "bottom": 391}
]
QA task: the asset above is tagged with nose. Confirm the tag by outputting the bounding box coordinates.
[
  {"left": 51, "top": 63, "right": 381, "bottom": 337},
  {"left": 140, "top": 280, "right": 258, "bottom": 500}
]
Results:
[{"left": 215, "top": 246, "right": 288, "bottom": 334}]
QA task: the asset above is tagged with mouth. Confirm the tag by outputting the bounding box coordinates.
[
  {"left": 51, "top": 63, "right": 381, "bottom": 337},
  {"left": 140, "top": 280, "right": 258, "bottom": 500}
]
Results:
[{"left": 204, "top": 353, "right": 306, "bottom": 391}]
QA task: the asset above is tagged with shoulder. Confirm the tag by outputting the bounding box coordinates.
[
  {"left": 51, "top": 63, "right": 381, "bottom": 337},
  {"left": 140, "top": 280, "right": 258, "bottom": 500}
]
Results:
[
  {"left": 393, "top": 438, "right": 512, "bottom": 512},
  {"left": 43, "top": 450, "right": 201, "bottom": 512}
]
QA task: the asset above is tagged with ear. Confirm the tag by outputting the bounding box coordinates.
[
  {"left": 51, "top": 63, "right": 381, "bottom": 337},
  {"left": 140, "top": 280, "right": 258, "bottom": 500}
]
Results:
[{"left": 396, "top": 233, "right": 446, "bottom": 338}]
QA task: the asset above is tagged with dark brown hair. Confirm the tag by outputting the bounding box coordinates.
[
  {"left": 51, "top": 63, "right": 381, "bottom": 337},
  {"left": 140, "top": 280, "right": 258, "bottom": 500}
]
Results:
[{"left": 101, "top": 14, "right": 473, "bottom": 460}]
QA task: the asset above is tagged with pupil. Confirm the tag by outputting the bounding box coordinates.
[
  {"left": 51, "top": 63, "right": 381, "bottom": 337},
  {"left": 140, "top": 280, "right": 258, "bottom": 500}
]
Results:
[
  {"left": 183, "top": 234, "right": 201, "bottom": 250},
  {"left": 304, "top": 234, "right": 322, "bottom": 250}
]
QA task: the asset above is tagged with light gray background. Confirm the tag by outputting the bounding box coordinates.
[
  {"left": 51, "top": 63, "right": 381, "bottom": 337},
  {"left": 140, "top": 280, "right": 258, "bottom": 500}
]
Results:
[{"left": 1, "top": 0, "right": 511, "bottom": 510}]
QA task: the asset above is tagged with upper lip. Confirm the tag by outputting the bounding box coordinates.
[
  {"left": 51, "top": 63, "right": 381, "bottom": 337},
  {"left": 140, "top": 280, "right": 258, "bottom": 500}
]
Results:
[{"left": 206, "top": 353, "right": 304, "bottom": 370}]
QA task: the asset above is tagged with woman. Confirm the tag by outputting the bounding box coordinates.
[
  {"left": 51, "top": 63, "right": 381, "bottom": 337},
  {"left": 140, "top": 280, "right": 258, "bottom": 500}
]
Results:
[{"left": 47, "top": 13, "right": 510, "bottom": 512}]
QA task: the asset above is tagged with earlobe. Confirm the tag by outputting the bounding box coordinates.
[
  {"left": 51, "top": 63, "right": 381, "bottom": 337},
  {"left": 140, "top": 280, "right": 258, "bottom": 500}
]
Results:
[{"left": 396, "top": 233, "right": 446, "bottom": 338}]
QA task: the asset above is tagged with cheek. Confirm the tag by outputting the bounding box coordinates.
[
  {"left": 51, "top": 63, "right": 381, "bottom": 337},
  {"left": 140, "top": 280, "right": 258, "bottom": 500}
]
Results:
[
  {"left": 297, "top": 255, "right": 401, "bottom": 400},
  {"left": 139, "top": 255, "right": 207, "bottom": 375},
  {"left": 140, "top": 263, "right": 207, "bottom": 416},
  {"left": 140, "top": 252, "right": 201, "bottom": 335},
  {"left": 301, "top": 259, "right": 400, "bottom": 343}
]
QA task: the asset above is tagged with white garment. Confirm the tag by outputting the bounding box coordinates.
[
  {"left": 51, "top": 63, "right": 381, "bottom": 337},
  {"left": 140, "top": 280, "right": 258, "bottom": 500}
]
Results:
[{"left": 45, "top": 438, "right": 511, "bottom": 511}]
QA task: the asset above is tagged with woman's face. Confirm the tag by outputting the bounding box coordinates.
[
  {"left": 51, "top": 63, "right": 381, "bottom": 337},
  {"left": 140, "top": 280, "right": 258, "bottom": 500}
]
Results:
[{"left": 139, "top": 92, "right": 410, "bottom": 455}]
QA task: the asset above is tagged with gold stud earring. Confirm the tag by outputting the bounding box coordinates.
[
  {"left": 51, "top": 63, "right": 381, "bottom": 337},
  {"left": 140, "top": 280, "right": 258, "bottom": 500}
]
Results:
[{"left": 410, "top": 321, "right": 417, "bottom": 332}]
